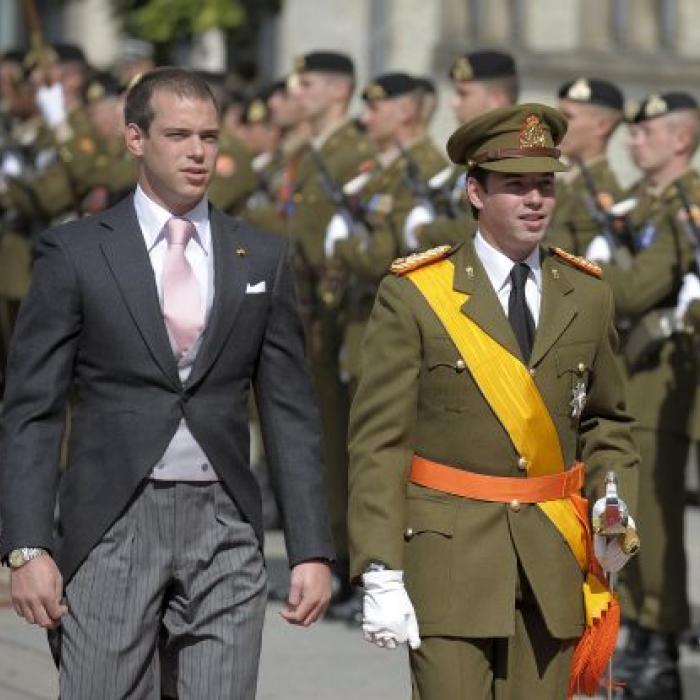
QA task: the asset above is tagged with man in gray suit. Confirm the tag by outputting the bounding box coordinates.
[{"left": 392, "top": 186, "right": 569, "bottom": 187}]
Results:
[{"left": 0, "top": 67, "right": 334, "bottom": 699}]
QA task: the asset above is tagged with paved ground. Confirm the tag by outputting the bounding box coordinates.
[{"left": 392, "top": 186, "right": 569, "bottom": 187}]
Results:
[{"left": 1, "top": 509, "right": 698, "bottom": 700}]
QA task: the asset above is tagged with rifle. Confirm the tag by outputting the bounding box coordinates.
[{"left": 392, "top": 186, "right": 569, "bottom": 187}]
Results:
[
  {"left": 397, "top": 142, "right": 433, "bottom": 201},
  {"left": 674, "top": 179, "right": 700, "bottom": 268},
  {"left": 309, "top": 147, "right": 371, "bottom": 233},
  {"left": 575, "top": 157, "right": 633, "bottom": 269}
]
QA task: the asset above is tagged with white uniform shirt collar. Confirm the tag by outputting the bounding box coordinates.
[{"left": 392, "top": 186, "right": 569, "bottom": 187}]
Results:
[
  {"left": 134, "top": 184, "right": 210, "bottom": 255},
  {"left": 473, "top": 229, "right": 542, "bottom": 294}
]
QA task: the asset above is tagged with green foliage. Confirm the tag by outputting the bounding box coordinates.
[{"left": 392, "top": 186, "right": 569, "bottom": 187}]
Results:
[{"left": 111, "top": 0, "right": 254, "bottom": 43}]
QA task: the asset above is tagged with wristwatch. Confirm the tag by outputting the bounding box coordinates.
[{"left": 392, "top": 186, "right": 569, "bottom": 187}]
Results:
[{"left": 8, "top": 547, "right": 48, "bottom": 570}]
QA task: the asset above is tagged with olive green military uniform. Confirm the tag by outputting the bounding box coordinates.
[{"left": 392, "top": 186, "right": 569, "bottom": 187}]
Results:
[
  {"left": 288, "top": 119, "right": 372, "bottom": 564},
  {"left": 348, "top": 104, "right": 639, "bottom": 700},
  {"left": 333, "top": 138, "right": 447, "bottom": 393},
  {"left": 207, "top": 132, "right": 258, "bottom": 215},
  {"left": 547, "top": 156, "right": 622, "bottom": 255},
  {"left": 348, "top": 242, "right": 638, "bottom": 699},
  {"left": 600, "top": 169, "right": 699, "bottom": 636}
]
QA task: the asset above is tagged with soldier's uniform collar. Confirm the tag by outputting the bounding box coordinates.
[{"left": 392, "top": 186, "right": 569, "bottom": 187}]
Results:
[{"left": 310, "top": 117, "right": 351, "bottom": 150}]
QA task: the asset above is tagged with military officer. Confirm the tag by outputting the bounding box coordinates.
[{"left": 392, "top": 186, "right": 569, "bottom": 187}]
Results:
[
  {"left": 285, "top": 51, "right": 372, "bottom": 608},
  {"left": 416, "top": 50, "right": 519, "bottom": 252},
  {"left": 348, "top": 104, "right": 639, "bottom": 699},
  {"left": 586, "top": 92, "right": 700, "bottom": 700},
  {"left": 547, "top": 78, "right": 625, "bottom": 255}
]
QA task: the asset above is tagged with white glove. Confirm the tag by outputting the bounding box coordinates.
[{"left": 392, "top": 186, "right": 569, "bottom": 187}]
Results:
[
  {"left": 324, "top": 213, "right": 351, "bottom": 258},
  {"left": 1, "top": 151, "right": 22, "bottom": 178},
  {"left": 585, "top": 235, "right": 612, "bottom": 263},
  {"left": 362, "top": 569, "right": 420, "bottom": 650},
  {"left": 594, "top": 516, "right": 637, "bottom": 573},
  {"left": 35, "top": 83, "right": 67, "bottom": 129},
  {"left": 403, "top": 203, "right": 435, "bottom": 252},
  {"left": 675, "top": 272, "right": 700, "bottom": 323}
]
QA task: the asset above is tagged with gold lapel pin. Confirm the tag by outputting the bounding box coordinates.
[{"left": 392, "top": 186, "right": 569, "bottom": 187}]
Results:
[
  {"left": 236, "top": 248, "right": 247, "bottom": 257},
  {"left": 465, "top": 266, "right": 474, "bottom": 279},
  {"left": 551, "top": 268, "right": 560, "bottom": 280}
]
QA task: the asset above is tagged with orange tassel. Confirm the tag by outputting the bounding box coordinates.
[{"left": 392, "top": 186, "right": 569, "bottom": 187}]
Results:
[{"left": 567, "top": 593, "right": 620, "bottom": 697}]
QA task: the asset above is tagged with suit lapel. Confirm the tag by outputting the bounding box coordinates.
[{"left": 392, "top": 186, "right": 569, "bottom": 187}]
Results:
[
  {"left": 185, "top": 207, "right": 248, "bottom": 389},
  {"left": 98, "top": 196, "right": 180, "bottom": 388},
  {"left": 529, "top": 251, "right": 577, "bottom": 367},
  {"left": 453, "top": 241, "right": 523, "bottom": 360}
]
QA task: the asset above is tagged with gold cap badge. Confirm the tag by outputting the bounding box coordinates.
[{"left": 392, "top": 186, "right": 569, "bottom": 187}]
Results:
[
  {"left": 364, "top": 82, "right": 386, "bottom": 101},
  {"left": 644, "top": 94, "right": 668, "bottom": 118},
  {"left": 519, "top": 114, "right": 547, "bottom": 148},
  {"left": 451, "top": 56, "right": 474, "bottom": 82}
]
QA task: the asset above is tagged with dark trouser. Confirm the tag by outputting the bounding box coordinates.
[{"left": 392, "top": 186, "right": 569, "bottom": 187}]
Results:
[
  {"left": 59, "top": 481, "right": 267, "bottom": 700},
  {"left": 410, "top": 572, "right": 574, "bottom": 700},
  {"left": 410, "top": 605, "right": 573, "bottom": 700}
]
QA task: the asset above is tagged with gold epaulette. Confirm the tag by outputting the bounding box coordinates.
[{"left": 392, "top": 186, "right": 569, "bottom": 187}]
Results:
[
  {"left": 391, "top": 245, "right": 453, "bottom": 276},
  {"left": 549, "top": 246, "right": 602, "bottom": 279}
]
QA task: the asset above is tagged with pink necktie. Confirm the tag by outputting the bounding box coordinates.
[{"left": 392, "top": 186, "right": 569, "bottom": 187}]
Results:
[{"left": 162, "top": 217, "right": 203, "bottom": 356}]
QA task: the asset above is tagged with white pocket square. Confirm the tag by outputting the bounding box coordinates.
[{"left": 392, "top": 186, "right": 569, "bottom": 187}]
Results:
[{"left": 245, "top": 280, "right": 266, "bottom": 294}]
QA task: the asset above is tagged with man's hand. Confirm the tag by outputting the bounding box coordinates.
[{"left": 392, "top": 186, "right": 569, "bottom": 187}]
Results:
[
  {"left": 280, "top": 560, "right": 332, "bottom": 626},
  {"left": 362, "top": 569, "right": 420, "bottom": 650},
  {"left": 11, "top": 555, "right": 67, "bottom": 630}
]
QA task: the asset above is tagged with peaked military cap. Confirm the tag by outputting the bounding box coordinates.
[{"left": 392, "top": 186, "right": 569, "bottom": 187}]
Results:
[
  {"left": 558, "top": 77, "right": 624, "bottom": 111},
  {"left": 630, "top": 91, "right": 699, "bottom": 123},
  {"left": 447, "top": 103, "right": 567, "bottom": 173},
  {"left": 450, "top": 50, "right": 517, "bottom": 82},
  {"left": 294, "top": 51, "right": 354, "bottom": 77},
  {"left": 362, "top": 72, "right": 417, "bottom": 101}
]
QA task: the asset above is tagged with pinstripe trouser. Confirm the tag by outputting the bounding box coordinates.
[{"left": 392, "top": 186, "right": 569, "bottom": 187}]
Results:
[{"left": 59, "top": 480, "right": 267, "bottom": 700}]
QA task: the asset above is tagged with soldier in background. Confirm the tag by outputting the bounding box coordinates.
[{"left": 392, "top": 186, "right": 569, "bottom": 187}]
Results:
[
  {"left": 547, "top": 78, "right": 624, "bottom": 255},
  {"left": 0, "top": 49, "right": 34, "bottom": 391},
  {"left": 241, "top": 77, "right": 311, "bottom": 234},
  {"left": 415, "top": 50, "right": 519, "bottom": 252},
  {"left": 80, "top": 72, "right": 137, "bottom": 213},
  {"left": 201, "top": 71, "right": 258, "bottom": 216},
  {"left": 286, "top": 51, "right": 372, "bottom": 613},
  {"left": 586, "top": 92, "right": 700, "bottom": 700}
]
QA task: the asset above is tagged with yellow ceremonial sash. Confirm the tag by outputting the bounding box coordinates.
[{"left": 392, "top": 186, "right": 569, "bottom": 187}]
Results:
[{"left": 406, "top": 259, "right": 613, "bottom": 623}]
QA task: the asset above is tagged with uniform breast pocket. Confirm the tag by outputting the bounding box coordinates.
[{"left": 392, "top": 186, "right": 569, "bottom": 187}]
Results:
[
  {"left": 422, "top": 337, "right": 474, "bottom": 412},
  {"left": 553, "top": 341, "right": 596, "bottom": 418}
]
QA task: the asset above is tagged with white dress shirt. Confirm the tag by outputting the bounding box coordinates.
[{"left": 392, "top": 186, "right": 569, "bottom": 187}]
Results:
[
  {"left": 473, "top": 230, "right": 542, "bottom": 326},
  {"left": 133, "top": 184, "right": 218, "bottom": 481}
]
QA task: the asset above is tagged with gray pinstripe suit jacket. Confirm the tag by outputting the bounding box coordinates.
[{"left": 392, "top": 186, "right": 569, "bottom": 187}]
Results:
[{"left": 0, "top": 194, "right": 334, "bottom": 582}]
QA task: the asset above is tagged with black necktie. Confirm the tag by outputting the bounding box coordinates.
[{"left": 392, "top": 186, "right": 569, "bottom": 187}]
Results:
[{"left": 508, "top": 262, "right": 535, "bottom": 362}]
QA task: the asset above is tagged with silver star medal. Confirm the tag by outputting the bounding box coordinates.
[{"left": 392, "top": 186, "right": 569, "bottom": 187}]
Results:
[{"left": 570, "top": 379, "right": 587, "bottom": 419}]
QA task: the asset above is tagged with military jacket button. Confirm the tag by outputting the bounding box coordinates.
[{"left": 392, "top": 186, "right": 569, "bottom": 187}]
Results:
[
  {"left": 455, "top": 358, "right": 466, "bottom": 372},
  {"left": 517, "top": 457, "right": 529, "bottom": 471},
  {"left": 404, "top": 527, "right": 414, "bottom": 540},
  {"left": 510, "top": 499, "right": 521, "bottom": 512}
]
